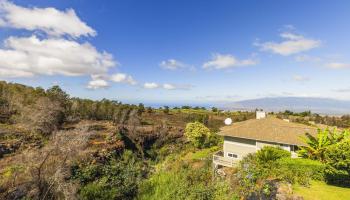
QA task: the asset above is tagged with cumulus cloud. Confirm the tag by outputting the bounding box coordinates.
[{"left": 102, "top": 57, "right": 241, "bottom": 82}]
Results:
[
  {"left": 0, "top": 35, "right": 115, "bottom": 77},
  {"left": 325, "top": 62, "right": 350, "bottom": 69},
  {"left": 0, "top": 0, "right": 96, "bottom": 37},
  {"left": 110, "top": 73, "right": 137, "bottom": 85},
  {"left": 202, "top": 53, "right": 257, "bottom": 69},
  {"left": 160, "top": 59, "right": 186, "bottom": 70},
  {"left": 87, "top": 79, "right": 109, "bottom": 90},
  {"left": 256, "top": 32, "right": 321, "bottom": 56},
  {"left": 292, "top": 75, "right": 310, "bottom": 82},
  {"left": 143, "top": 82, "right": 159, "bottom": 89},
  {"left": 0, "top": 1, "right": 136, "bottom": 90}
]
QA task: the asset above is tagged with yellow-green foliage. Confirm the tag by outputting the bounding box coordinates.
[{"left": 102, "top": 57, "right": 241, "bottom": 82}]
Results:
[
  {"left": 324, "top": 139, "right": 350, "bottom": 186},
  {"left": 137, "top": 160, "right": 236, "bottom": 200},
  {"left": 185, "top": 122, "right": 211, "bottom": 148},
  {"left": 138, "top": 143, "right": 237, "bottom": 200},
  {"left": 298, "top": 128, "right": 350, "bottom": 161},
  {"left": 293, "top": 181, "right": 350, "bottom": 200},
  {"left": 190, "top": 146, "right": 219, "bottom": 160},
  {"left": 0, "top": 165, "right": 24, "bottom": 186}
]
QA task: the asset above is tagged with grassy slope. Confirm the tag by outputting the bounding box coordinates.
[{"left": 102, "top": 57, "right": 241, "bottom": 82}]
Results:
[
  {"left": 293, "top": 181, "right": 350, "bottom": 200},
  {"left": 137, "top": 145, "right": 236, "bottom": 200}
]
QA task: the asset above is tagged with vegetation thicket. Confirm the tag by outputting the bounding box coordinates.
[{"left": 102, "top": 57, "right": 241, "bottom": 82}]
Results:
[
  {"left": 2, "top": 80, "right": 350, "bottom": 200},
  {"left": 0, "top": 81, "right": 253, "bottom": 200}
]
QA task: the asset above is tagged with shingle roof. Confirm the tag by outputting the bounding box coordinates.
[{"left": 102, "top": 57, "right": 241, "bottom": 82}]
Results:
[{"left": 218, "top": 117, "right": 318, "bottom": 146}]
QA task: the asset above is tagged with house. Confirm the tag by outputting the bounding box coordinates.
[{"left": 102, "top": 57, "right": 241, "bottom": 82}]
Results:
[{"left": 213, "top": 111, "right": 318, "bottom": 168}]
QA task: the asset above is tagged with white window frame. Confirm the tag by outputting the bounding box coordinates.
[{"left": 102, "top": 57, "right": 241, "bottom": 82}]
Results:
[{"left": 226, "top": 152, "right": 238, "bottom": 159}]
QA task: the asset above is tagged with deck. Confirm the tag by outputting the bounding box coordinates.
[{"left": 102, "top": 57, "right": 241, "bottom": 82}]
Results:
[{"left": 212, "top": 151, "right": 238, "bottom": 168}]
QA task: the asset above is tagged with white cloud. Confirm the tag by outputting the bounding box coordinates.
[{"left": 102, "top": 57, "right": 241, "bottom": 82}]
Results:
[
  {"left": 87, "top": 79, "right": 109, "bottom": 90},
  {"left": 110, "top": 73, "right": 137, "bottom": 85},
  {"left": 256, "top": 32, "right": 321, "bottom": 56},
  {"left": 162, "top": 83, "right": 192, "bottom": 90},
  {"left": 0, "top": 1, "right": 126, "bottom": 90},
  {"left": 142, "top": 82, "right": 191, "bottom": 90},
  {"left": 295, "top": 54, "right": 321, "bottom": 62},
  {"left": 202, "top": 53, "right": 257, "bottom": 69},
  {"left": 160, "top": 59, "right": 187, "bottom": 70},
  {"left": 143, "top": 82, "right": 159, "bottom": 89},
  {"left": 292, "top": 75, "right": 310, "bottom": 82},
  {"left": 0, "top": 35, "right": 115, "bottom": 78},
  {"left": 325, "top": 62, "right": 350, "bottom": 69},
  {"left": 163, "top": 83, "right": 176, "bottom": 90},
  {"left": 0, "top": 0, "right": 96, "bottom": 37}
]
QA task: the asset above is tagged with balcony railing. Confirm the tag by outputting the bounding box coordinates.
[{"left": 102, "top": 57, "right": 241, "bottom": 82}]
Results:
[{"left": 213, "top": 151, "right": 238, "bottom": 167}]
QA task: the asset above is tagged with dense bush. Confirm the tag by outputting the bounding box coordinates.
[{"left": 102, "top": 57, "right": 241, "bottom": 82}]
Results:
[
  {"left": 324, "top": 139, "right": 350, "bottom": 186},
  {"left": 185, "top": 122, "right": 212, "bottom": 148},
  {"left": 185, "top": 113, "right": 209, "bottom": 125},
  {"left": 138, "top": 159, "right": 236, "bottom": 200},
  {"left": 256, "top": 146, "right": 291, "bottom": 162},
  {"left": 72, "top": 151, "right": 144, "bottom": 200},
  {"left": 236, "top": 147, "right": 324, "bottom": 197},
  {"left": 275, "top": 158, "right": 325, "bottom": 185}
]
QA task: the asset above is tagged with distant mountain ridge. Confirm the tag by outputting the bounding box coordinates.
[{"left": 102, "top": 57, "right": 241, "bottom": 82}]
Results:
[{"left": 224, "top": 97, "right": 350, "bottom": 115}]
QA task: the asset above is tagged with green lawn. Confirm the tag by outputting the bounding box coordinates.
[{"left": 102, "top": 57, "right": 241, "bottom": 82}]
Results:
[
  {"left": 182, "top": 146, "right": 219, "bottom": 161},
  {"left": 293, "top": 181, "right": 350, "bottom": 200}
]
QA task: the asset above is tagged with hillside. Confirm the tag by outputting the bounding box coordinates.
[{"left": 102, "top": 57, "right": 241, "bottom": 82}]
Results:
[
  {"left": 0, "top": 81, "right": 254, "bottom": 199},
  {"left": 2, "top": 81, "right": 350, "bottom": 200}
]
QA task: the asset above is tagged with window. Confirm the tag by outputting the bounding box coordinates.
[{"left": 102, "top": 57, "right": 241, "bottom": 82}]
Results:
[
  {"left": 279, "top": 144, "right": 290, "bottom": 151},
  {"left": 291, "top": 145, "right": 299, "bottom": 152},
  {"left": 227, "top": 152, "right": 238, "bottom": 158}
]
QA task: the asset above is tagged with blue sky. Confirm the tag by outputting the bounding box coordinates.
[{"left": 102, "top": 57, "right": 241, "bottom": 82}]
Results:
[{"left": 1, "top": 0, "right": 350, "bottom": 105}]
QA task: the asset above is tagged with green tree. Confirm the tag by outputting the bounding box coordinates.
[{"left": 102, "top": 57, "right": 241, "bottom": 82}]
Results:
[
  {"left": 211, "top": 107, "right": 218, "bottom": 112},
  {"left": 324, "top": 139, "right": 350, "bottom": 186},
  {"left": 298, "top": 129, "right": 332, "bottom": 161},
  {"left": 46, "top": 85, "right": 69, "bottom": 106},
  {"left": 184, "top": 122, "right": 211, "bottom": 148},
  {"left": 181, "top": 105, "right": 191, "bottom": 109},
  {"left": 163, "top": 106, "right": 170, "bottom": 114},
  {"left": 298, "top": 129, "right": 349, "bottom": 161},
  {"left": 146, "top": 107, "right": 153, "bottom": 113},
  {"left": 138, "top": 103, "right": 145, "bottom": 115}
]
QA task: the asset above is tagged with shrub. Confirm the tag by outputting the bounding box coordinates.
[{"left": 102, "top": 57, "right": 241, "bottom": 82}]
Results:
[
  {"left": 72, "top": 151, "right": 144, "bottom": 200},
  {"left": 185, "top": 113, "right": 209, "bottom": 125},
  {"left": 236, "top": 153, "right": 263, "bottom": 197},
  {"left": 138, "top": 160, "right": 235, "bottom": 200},
  {"left": 185, "top": 122, "right": 211, "bottom": 148},
  {"left": 324, "top": 139, "right": 350, "bottom": 186},
  {"left": 256, "top": 146, "right": 291, "bottom": 163},
  {"left": 275, "top": 158, "right": 325, "bottom": 185},
  {"left": 163, "top": 106, "right": 170, "bottom": 114},
  {"left": 80, "top": 182, "right": 117, "bottom": 200},
  {"left": 236, "top": 147, "right": 325, "bottom": 197}
]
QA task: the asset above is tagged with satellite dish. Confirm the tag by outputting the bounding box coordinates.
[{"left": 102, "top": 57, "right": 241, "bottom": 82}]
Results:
[{"left": 224, "top": 118, "right": 232, "bottom": 125}]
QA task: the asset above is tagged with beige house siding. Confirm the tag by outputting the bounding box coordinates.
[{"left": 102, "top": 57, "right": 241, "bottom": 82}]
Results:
[
  {"left": 223, "top": 136, "right": 297, "bottom": 159},
  {"left": 223, "top": 136, "right": 257, "bottom": 159},
  {"left": 256, "top": 141, "right": 291, "bottom": 151}
]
